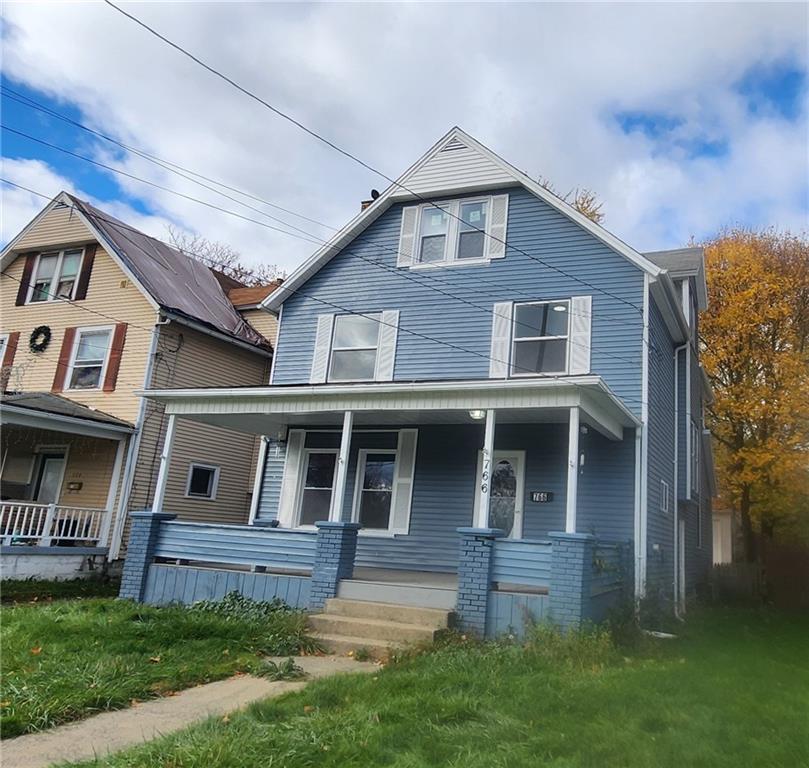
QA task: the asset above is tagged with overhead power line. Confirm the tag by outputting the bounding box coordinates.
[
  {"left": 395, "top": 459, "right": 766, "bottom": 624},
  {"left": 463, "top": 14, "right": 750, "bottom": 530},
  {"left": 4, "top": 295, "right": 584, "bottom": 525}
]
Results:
[{"left": 101, "top": 0, "right": 645, "bottom": 316}]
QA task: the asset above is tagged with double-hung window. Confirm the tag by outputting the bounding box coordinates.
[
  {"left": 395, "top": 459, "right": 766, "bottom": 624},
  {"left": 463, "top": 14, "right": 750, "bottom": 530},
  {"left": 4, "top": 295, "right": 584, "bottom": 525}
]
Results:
[
  {"left": 68, "top": 327, "right": 113, "bottom": 390},
  {"left": 511, "top": 300, "right": 570, "bottom": 376},
  {"left": 328, "top": 314, "right": 380, "bottom": 382},
  {"left": 297, "top": 450, "right": 337, "bottom": 526},
  {"left": 29, "top": 248, "right": 84, "bottom": 303},
  {"left": 354, "top": 450, "right": 396, "bottom": 531},
  {"left": 409, "top": 195, "right": 503, "bottom": 266}
]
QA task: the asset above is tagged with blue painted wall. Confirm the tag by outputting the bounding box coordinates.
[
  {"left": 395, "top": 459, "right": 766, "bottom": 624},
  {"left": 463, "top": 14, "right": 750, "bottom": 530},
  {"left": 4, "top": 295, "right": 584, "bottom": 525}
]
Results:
[
  {"left": 255, "top": 423, "right": 636, "bottom": 571},
  {"left": 272, "top": 186, "right": 645, "bottom": 418},
  {"left": 646, "top": 297, "right": 676, "bottom": 596}
]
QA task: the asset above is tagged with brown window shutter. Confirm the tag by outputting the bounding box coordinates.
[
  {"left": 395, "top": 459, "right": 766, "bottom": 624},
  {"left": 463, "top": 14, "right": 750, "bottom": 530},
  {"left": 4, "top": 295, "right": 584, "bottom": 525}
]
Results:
[
  {"left": 103, "top": 323, "right": 128, "bottom": 392},
  {"left": 1, "top": 331, "right": 20, "bottom": 391},
  {"left": 74, "top": 243, "right": 97, "bottom": 300},
  {"left": 15, "top": 253, "right": 38, "bottom": 306},
  {"left": 51, "top": 327, "right": 76, "bottom": 393}
]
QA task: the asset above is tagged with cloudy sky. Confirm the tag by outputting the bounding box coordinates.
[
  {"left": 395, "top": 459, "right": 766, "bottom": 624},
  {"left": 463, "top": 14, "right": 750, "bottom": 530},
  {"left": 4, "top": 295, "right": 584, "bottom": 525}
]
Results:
[{"left": 1, "top": 2, "right": 807, "bottom": 275}]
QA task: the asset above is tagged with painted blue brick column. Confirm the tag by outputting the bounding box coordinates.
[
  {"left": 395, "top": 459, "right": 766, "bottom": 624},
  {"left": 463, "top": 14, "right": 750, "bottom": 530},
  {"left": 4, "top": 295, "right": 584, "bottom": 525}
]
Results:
[
  {"left": 118, "top": 511, "right": 176, "bottom": 601},
  {"left": 310, "top": 521, "right": 361, "bottom": 610},
  {"left": 549, "top": 532, "right": 596, "bottom": 630},
  {"left": 455, "top": 527, "right": 504, "bottom": 635}
]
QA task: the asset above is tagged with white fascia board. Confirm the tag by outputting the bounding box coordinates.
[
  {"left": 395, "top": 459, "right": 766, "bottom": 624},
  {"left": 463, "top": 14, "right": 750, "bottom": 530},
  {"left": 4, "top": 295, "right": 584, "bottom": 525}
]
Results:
[
  {"left": 161, "top": 312, "right": 273, "bottom": 358},
  {"left": 649, "top": 272, "right": 689, "bottom": 344},
  {"left": 262, "top": 127, "right": 663, "bottom": 312},
  {"left": 1, "top": 404, "right": 134, "bottom": 439}
]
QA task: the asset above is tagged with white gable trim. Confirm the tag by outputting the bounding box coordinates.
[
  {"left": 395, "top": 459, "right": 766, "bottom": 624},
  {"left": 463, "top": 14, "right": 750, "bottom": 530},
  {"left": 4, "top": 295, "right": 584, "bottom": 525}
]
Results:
[
  {"left": 1, "top": 192, "right": 160, "bottom": 312},
  {"left": 263, "top": 127, "right": 666, "bottom": 313}
]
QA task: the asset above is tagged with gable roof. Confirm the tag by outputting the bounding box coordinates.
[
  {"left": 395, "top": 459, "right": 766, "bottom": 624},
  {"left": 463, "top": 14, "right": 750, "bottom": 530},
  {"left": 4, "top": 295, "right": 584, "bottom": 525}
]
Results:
[
  {"left": 228, "top": 281, "right": 283, "bottom": 309},
  {"left": 1, "top": 193, "right": 271, "bottom": 351},
  {"left": 263, "top": 126, "right": 665, "bottom": 313},
  {"left": 644, "top": 247, "right": 708, "bottom": 310},
  {"left": 1, "top": 391, "right": 134, "bottom": 430}
]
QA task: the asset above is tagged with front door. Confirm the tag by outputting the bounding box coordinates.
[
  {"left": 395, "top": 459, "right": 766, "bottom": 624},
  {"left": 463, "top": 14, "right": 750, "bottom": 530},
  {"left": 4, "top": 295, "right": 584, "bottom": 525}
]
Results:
[
  {"left": 34, "top": 454, "right": 66, "bottom": 504},
  {"left": 479, "top": 451, "right": 525, "bottom": 539}
]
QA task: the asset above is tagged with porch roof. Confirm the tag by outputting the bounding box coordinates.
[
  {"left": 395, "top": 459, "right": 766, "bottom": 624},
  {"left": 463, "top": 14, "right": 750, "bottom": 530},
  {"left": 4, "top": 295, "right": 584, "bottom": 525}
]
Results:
[
  {"left": 141, "top": 376, "right": 639, "bottom": 441},
  {"left": 1, "top": 392, "right": 134, "bottom": 439}
]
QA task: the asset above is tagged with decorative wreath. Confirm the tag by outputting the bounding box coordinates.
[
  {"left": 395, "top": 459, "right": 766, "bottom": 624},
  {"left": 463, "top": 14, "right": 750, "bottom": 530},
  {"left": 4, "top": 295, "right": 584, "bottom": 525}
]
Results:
[{"left": 29, "top": 325, "right": 51, "bottom": 354}]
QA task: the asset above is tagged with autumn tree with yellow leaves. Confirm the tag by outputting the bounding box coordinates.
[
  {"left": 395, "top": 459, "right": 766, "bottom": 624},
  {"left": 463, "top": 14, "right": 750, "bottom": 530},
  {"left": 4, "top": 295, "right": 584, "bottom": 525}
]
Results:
[{"left": 701, "top": 228, "right": 809, "bottom": 560}]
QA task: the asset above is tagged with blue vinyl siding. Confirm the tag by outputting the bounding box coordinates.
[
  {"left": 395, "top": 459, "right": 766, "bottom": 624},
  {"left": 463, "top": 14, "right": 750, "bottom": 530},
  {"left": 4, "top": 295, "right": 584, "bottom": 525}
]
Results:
[
  {"left": 646, "top": 297, "right": 676, "bottom": 596},
  {"left": 254, "top": 439, "right": 286, "bottom": 523},
  {"left": 677, "top": 346, "right": 688, "bottom": 498},
  {"left": 255, "top": 423, "right": 636, "bottom": 571},
  {"left": 272, "top": 186, "right": 644, "bottom": 417}
]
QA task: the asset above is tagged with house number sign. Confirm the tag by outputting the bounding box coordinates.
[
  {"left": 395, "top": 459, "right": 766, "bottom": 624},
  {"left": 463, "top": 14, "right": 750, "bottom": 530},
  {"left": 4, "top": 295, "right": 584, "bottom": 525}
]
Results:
[{"left": 530, "top": 491, "right": 554, "bottom": 503}]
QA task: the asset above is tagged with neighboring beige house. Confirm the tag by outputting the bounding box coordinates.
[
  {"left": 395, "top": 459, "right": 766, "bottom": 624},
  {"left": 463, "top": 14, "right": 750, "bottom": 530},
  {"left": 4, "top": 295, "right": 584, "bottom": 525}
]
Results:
[{"left": 1, "top": 192, "right": 276, "bottom": 578}]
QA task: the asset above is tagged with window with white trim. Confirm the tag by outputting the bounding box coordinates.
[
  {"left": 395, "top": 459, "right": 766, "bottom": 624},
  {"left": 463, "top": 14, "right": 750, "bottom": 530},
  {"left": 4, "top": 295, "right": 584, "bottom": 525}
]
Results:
[
  {"left": 0, "top": 334, "right": 8, "bottom": 360},
  {"left": 185, "top": 463, "right": 220, "bottom": 499},
  {"left": 660, "top": 479, "right": 670, "bottom": 515},
  {"left": 28, "top": 248, "right": 84, "bottom": 303},
  {"left": 511, "top": 300, "right": 570, "bottom": 376},
  {"left": 690, "top": 421, "right": 700, "bottom": 494},
  {"left": 353, "top": 450, "right": 397, "bottom": 531},
  {"left": 415, "top": 197, "right": 492, "bottom": 265},
  {"left": 67, "top": 327, "right": 113, "bottom": 390},
  {"left": 328, "top": 314, "right": 380, "bottom": 382},
  {"left": 297, "top": 450, "right": 337, "bottom": 526}
]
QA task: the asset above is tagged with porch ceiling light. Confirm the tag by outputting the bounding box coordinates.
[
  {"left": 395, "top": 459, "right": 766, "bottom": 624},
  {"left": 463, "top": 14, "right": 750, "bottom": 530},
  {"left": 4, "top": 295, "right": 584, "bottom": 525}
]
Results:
[
  {"left": 552, "top": 304, "right": 567, "bottom": 312},
  {"left": 469, "top": 409, "right": 486, "bottom": 420}
]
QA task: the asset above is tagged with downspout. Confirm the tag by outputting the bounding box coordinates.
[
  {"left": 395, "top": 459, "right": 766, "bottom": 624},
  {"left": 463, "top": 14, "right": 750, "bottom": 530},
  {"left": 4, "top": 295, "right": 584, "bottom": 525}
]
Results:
[
  {"left": 673, "top": 342, "right": 688, "bottom": 620},
  {"left": 108, "top": 315, "right": 170, "bottom": 560}
]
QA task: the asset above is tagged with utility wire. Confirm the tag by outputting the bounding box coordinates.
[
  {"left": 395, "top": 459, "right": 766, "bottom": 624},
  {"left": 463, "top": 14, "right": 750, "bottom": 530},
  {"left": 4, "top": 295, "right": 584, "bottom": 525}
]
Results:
[
  {"left": 2, "top": 179, "right": 645, "bottom": 405},
  {"left": 2, "top": 120, "right": 643, "bottom": 359},
  {"left": 102, "top": 0, "right": 644, "bottom": 316},
  {"left": 0, "top": 85, "right": 336, "bottom": 231}
]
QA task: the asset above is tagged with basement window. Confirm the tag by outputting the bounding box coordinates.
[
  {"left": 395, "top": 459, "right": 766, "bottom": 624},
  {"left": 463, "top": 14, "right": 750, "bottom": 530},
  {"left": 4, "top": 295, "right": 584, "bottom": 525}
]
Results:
[{"left": 185, "top": 463, "right": 220, "bottom": 500}]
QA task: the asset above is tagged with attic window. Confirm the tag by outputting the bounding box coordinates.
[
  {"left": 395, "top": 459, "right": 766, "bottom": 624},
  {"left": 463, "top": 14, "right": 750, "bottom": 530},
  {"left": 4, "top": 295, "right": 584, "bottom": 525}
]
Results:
[{"left": 28, "top": 248, "right": 84, "bottom": 303}]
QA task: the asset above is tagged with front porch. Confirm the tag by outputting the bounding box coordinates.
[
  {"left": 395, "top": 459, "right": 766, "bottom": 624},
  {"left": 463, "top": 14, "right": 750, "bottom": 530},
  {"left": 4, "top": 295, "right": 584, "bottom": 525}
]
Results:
[
  {"left": 0, "top": 393, "right": 132, "bottom": 579},
  {"left": 119, "top": 378, "right": 637, "bottom": 635}
]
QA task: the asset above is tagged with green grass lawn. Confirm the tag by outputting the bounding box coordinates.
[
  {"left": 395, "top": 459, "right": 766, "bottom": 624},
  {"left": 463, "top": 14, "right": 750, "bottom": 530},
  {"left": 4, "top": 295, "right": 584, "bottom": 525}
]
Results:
[
  {"left": 1, "top": 578, "right": 120, "bottom": 604},
  {"left": 0, "top": 594, "right": 315, "bottom": 738},
  {"left": 67, "top": 607, "right": 809, "bottom": 768}
]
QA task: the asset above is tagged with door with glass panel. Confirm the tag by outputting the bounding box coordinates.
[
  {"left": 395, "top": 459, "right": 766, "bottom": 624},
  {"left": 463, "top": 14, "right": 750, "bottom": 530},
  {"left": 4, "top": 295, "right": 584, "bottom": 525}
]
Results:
[
  {"left": 34, "top": 453, "right": 66, "bottom": 504},
  {"left": 296, "top": 450, "right": 337, "bottom": 526},
  {"left": 481, "top": 451, "right": 525, "bottom": 539},
  {"left": 354, "top": 451, "right": 396, "bottom": 532}
]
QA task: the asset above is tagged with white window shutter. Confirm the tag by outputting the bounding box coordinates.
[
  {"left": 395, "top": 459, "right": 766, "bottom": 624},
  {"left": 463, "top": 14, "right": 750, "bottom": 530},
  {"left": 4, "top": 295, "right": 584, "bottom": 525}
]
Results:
[
  {"left": 397, "top": 206, "right": 419, "bottom": 267},
  {"left": 277, "top": 430, "right": 305, "bottom": 528},
  {"left": 374, "top": 309, "right": 399, "bottom": 381},
  {"left": 489, "top": 301, "right": 513, "bottom": 378},
  {"left": 485, "top": 194, "right": 509, "bottom": 259},
  {"left": 390, "top": 429, "right": 418, "bottom": 534},
  {"left": 309, "top": 314, "right": 334, "bottom": 383},
  {"left": 569, "top": 295, "right": 592, "bottom": 375}
]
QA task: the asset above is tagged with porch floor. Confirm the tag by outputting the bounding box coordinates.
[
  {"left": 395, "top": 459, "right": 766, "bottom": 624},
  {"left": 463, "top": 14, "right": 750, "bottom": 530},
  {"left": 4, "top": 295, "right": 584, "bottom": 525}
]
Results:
[{"left": 351, "top": 567, "right": 457, "bottom": 589}]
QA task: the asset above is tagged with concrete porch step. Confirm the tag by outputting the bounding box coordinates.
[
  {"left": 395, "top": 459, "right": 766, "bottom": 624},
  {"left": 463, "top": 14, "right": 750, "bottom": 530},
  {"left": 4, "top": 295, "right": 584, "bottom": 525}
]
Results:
[
  {"left": 337, "top": 579, "right": 457, "bottom": 610},
  {"left": 309, "top": 613, "right": 442, "bottom": 644},
  {"left": 324, "top": 598, "right": 455, "bottom": 628}
]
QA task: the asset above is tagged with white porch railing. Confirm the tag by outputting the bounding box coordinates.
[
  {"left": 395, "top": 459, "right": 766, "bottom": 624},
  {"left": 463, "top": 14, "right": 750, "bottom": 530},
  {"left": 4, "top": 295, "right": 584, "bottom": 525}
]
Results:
[{"left": 1, "top": 502, "right": 112, "bottom": 547}]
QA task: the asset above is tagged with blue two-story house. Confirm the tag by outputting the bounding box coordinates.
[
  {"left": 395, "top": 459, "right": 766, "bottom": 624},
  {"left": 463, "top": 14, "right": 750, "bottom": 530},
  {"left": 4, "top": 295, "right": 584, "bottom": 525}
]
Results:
[{"left": 121, "top": 128, "right": 715, "bottom": 648}]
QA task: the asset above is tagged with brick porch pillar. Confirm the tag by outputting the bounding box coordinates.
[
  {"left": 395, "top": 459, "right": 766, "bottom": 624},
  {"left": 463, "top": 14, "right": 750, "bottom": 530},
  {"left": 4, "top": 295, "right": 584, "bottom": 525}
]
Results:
[
  {"left": 310, "top": 521, "right": 360, "bottom": 610},
  {"left": 455, "top": 527, "right": 504, "bottom": 636},
  {"left": 118, "top": 511, "right": 176, "bottom": 602},
  {"left": 549, "top": 531, "right": 596, "bottom": 630}
]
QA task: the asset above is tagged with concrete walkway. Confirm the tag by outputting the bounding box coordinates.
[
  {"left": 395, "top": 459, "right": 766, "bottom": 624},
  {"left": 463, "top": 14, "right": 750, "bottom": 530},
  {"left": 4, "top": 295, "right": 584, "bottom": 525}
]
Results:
[{"left": 3, "top": 656, "right": 377, "bottom": 768}]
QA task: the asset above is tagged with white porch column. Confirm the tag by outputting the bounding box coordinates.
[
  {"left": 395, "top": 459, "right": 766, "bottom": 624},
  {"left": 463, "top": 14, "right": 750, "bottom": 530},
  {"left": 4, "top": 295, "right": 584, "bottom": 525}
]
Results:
[
  {"left": 565, "top": 407, "right": 580, "bottom": 533},
  {"left": 475, "top": 409, "right": 497, "bottom": 528},
  {"left": 329, "top": 411, "right": 353, "bottom": 522},
  {"left": 151, "top": 414, "right": 177, "bottom": 515},
  {"left": 100, "top": 437, "right": 127, "bottom": 546}
]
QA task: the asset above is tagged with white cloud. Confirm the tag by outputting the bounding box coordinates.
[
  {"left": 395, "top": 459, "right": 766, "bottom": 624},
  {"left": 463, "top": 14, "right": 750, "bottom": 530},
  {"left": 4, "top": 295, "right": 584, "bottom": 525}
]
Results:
[{"left": 1, "top": 1, "right": 807, "bottom": 274}]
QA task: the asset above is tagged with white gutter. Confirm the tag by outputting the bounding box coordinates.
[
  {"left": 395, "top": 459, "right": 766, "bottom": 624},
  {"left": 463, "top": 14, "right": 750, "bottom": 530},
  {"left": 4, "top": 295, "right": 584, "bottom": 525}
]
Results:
[{"left": 162, "top": 311, "right": 273, "bottom": 358}]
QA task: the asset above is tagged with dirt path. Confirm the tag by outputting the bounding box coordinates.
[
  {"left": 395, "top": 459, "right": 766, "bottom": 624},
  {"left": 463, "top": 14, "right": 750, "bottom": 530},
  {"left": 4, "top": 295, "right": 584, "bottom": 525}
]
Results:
[{"left": 3, "top": 656, "right": 376, "bottom": 768}]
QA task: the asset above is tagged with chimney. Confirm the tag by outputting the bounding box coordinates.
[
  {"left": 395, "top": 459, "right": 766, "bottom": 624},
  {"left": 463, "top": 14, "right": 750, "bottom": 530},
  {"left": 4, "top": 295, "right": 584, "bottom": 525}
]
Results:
[{"left": 360, "top": 188, "right": 381, "bottom": 211}]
